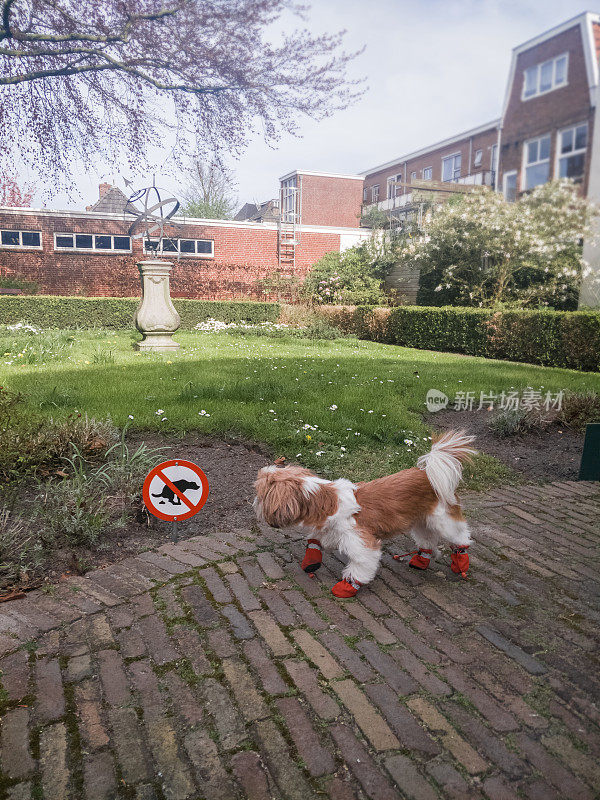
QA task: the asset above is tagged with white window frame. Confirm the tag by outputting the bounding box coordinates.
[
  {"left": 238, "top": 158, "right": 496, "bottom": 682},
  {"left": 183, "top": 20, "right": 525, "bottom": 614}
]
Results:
[
  {"left": 521, "top": 52, "right": 569, "bottom": 101},
  {"left": 521, "top": 133, "right": 551, "bottom": 191},
  {"left": 386, "top": 177, "right": 395, "bottom": 199},
  {"left": 556, "top": 122, "right": 588, "bottom": 181},
  {"left": 473, "top": 149, "right": 483, "bottom": 167},
  {"left": 491, "top": 144, "right": 498, "bottom": 172},
  {"left": 442, "top": 152, "right": 462, "bottom": 182},
  {"left": 503, "top": 170, "right": 518, "bottom": 202},
  {"left": 0, "top": 229, "right": 43, "bottom": 250},
  {"left": 371, "top": 184, "right": 379, "bottom": 202},
  {"left": 422, "top": 166, "right": 432, "bottom": 181},
  {"left": 54, "top": 232, "right": 132, "bottom": 253},
  {"left": 362, "top": 187, "right": 368, "bottom": 203},
  {"left": 144, "top": 237, "right": 214, "bottom": 258}
]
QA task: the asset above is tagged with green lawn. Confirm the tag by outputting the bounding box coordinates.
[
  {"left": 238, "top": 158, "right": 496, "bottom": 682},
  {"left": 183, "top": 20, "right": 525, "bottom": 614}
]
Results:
[{"left": 2, "top": 327, "right": 599, "bottom": 488}]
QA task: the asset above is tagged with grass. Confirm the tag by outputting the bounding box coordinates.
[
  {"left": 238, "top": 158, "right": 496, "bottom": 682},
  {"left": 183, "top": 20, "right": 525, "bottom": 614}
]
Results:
[{"left": 1, "top": 327, "right": 599, "bottom": 488}]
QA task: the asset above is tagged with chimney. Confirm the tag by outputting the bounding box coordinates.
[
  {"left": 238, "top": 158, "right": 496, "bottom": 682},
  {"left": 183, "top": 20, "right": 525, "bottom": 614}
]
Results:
[{"left": 99, "top": 182, "right": 112, "bottom": 198}]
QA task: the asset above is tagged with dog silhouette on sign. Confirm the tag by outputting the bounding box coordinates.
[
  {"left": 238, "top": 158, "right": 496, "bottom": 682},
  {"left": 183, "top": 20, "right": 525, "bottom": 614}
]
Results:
[{"left": 152, "top": 479, "right": 200, "bottom": 505}]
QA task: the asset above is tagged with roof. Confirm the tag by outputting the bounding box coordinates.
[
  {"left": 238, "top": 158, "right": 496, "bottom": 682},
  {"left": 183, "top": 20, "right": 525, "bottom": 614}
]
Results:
[
  {"left": 359, "top": 119, "right": 501, "bottom": 178},
  {"left": 87, "top": 186, "right": 138, "bottom": 215},
  {"left": 279, "top": 170, "right": 365, "bottom": 182},
  {"left": 234, "top": 199, "right": 279, "bottom": 222}
]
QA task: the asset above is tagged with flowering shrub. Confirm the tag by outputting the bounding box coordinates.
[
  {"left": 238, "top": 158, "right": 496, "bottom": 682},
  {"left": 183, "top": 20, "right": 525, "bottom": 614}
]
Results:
[
  {"left": 302, "top": 238, "right": 400, "bottom": 306},
  {"left": 403, "top": 180, "right": 595, "bottom": 309}
]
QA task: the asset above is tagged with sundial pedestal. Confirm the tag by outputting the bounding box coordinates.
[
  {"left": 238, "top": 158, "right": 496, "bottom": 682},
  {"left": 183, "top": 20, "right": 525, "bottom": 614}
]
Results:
[{"left": 134, "top": 260, "right": 181, "bottom": 352}]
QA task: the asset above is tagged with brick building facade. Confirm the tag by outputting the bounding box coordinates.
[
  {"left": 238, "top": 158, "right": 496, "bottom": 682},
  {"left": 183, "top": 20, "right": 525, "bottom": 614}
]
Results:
[
  {"left": 0, "top": 203, "right": 367, "bottom": 300},
  {"left": 362, "top": 12, "right": 600, "bottom": 209}
]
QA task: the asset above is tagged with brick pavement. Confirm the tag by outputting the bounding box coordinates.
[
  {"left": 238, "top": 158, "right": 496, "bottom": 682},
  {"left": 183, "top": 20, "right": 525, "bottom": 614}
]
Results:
[{"left": 0, "top": 480, "right": 598, "bottom": 799}]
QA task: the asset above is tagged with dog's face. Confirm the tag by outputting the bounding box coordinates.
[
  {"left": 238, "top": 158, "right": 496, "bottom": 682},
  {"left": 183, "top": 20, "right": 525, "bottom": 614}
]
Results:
[
  {"left": 253, "top": 465, "right": 312, "bottom": 528},
  {"left": 253, "top": 465, "right": 340, "bottom": 531}
]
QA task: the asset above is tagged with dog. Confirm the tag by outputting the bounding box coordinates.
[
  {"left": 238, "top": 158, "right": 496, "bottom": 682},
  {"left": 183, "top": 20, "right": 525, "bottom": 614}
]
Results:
[
  {"left": 152, "top": 479, "right": 200, "bottom": 505},
  {"left": 253, "top": 430, "right": 476, "bottom": 597}
]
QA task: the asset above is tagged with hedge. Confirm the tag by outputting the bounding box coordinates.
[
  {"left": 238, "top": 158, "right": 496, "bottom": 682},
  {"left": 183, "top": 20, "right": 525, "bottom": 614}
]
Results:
[
  {"left": 0, "top": 296, "right": 280, "bottom": 329},
  {"left": 314, "top": 304, "right": 600, "bottom": 372}
]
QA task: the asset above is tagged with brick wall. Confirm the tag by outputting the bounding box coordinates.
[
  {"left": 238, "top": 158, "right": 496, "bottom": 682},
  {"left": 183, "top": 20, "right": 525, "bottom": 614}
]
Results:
[
  {"left": 297, "top": 174, "right": 364, "bottom": 228},
  {"left": 0, "top": 211, "right": 343, "bottom": 300},
  {"left": 500, "top": 23, "right": 593, "bottom": 194}
]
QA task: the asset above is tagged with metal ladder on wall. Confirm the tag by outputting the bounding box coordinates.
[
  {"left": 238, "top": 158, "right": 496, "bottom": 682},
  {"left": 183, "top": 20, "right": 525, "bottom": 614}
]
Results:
[{"left": 278, "top": 183, "right": 301, "bottom": 270}]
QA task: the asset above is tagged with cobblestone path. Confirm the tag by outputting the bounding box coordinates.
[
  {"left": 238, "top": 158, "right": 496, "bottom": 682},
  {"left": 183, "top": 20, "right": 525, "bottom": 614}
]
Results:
[{"left": 0, "top": 480, "right": 598, "bottom": 799}]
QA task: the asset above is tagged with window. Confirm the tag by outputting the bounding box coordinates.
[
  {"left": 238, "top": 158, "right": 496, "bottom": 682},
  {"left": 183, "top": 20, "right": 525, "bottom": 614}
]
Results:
[
  {"left": 442, "top": 153, "right": 461, "bottom": 182},
  {"left": 0, "top": 229, "right": 42, "bottom": 249},
  {"left": 503, "top": 171, "right": 518, "bottom": 202},
  {"left": 281, "top": 176, "right": 298, "bottom": 222},
  {"left": 523, "top": 134, "right": 551, "bottom": 190},
  {"left": 144, "top": 238, "right": 214, "bottom": 257},
  {"left": 410, "top": 171, "right": 417, "bottom": 182},
  {"left": 387, "top": 178, "right": 395, "bottom": 199},
  {"left": 372, "top": 184, "right": 379, "bottom": 202},
  {"left": 363, "top": 187, "right": 368, "bottom": 203},
  {"left": 557, "top": 123, "right": 587, "bottom": 180},
  {"left": 422, "top": 167, "right": 432, "bottom": 181},
  {"left": 473, "top": 149, "right": 483, "bottom": 167},
  {"left": 522, "top": 53, "right": 568, "bottom": 100},
  {"left": 54, "top": 233, "right": 131, "bottom": 252},
  {"left": 491, "top": 144, "right": 498, "bottom": 172}
]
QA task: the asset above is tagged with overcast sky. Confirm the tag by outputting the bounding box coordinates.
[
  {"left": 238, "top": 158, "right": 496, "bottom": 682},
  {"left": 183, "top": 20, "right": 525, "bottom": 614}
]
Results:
[{"left": 44, "top": 0, "right": 600, "bottom": 212}]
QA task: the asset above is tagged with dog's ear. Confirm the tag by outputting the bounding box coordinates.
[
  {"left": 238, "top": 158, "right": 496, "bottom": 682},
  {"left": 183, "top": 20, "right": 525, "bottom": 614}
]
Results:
[{"left": 254, "top": 467, "right": 307, "bottom": 528}]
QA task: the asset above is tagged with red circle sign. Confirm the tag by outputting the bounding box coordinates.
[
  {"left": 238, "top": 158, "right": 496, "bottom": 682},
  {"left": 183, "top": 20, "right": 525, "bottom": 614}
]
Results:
[{"left": 142, "top": 459, "right": 209, "bottom": 521}]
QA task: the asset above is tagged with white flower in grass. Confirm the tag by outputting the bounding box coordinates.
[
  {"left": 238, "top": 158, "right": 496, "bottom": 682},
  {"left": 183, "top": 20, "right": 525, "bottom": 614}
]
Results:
[
  {"left": 198, "top": 410, "right": 211, "bottom": 417},
  {"left": 329, "top": 404, "right": 338, "bottom": 411},
  {"left": 128, "top": 415, "right": 134, "bottom": 420},
  {"left": 155, "top": 409, "right": 164, "bottom": 415},
  {"left": 315, "top": 451, "right": 324, "bottom": 456}
]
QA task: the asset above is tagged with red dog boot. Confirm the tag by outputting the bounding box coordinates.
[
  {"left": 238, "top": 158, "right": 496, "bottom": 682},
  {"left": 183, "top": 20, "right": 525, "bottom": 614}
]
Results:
[
  {"left": 331, "top": 577, "right": 361, "bottom": 598},
  {"left": 450, "top": 545, "right": 470, "bottom": 578},
  {"left": 409, "top": 548, "right": 433, "bottom": 570},
  {"left": 301, "top": 539, "right": 323, "bottom": 573}
]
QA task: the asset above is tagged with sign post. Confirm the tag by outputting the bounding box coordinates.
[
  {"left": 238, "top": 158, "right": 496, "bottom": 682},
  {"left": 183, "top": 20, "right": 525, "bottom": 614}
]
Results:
[{"left": 142, "top": 459, "right": 209, "bottom": 541}]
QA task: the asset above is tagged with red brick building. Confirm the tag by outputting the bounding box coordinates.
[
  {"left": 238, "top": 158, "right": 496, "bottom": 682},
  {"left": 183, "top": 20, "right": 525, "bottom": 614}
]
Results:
[
  {"left": 0, "top": 172, "right": 368, "bottom": 300},
  {"left": 362, "top": 12, "right": 600, "bottom": 211}
]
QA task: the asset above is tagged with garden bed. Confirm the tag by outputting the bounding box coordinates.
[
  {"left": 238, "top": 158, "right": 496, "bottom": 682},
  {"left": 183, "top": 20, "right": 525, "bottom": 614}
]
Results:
[
  {"left": 2, "top": 420, "right": 590, "bottom": 591},
  {"left": 432, "top": 409, "right": 585, "bottom": 482}
]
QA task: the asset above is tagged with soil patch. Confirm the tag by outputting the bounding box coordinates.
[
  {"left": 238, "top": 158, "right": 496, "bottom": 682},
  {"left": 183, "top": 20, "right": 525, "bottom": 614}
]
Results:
[
  {"left": 7, "top": 435, "right": 272, "bottom": 588},
  {"left": 432, "top": 408, "right": 585, "bottom": 482}
]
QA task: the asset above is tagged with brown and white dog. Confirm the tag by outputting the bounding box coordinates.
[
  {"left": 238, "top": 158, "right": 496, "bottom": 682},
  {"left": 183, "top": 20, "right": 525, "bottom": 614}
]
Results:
[{"left": 253, "top": 431, "right": 476, "bottom": 597}]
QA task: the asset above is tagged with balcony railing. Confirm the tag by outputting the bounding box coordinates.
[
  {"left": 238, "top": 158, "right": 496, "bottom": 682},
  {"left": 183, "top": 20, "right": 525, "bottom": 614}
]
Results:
[{"left": 364, "top": 170, "right": 497, "bottom": 211}]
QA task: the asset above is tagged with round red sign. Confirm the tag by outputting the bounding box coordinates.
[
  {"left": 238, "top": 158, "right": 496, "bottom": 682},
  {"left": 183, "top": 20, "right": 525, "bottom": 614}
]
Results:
[{"left": 142, "top": 459, "right": 209, "bottom": 522}]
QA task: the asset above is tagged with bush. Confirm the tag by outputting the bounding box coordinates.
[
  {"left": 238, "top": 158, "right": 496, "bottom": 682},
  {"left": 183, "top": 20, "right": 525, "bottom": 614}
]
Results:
[
  {"left": 0, "top": 296, "right": 280, "bottom": 329},
  {"left": 301, "top": 236, "right": 403, "bottom": 306},
  {"left": 406, "top": 180, "right": 593, "bottom": 309},
  {"left": 311, "top": 304, "right": 600, "bottom": 371}
]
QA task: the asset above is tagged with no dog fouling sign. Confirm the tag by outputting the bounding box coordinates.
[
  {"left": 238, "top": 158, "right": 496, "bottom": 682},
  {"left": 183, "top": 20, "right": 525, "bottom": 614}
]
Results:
[{"left": 142, "top": 459, "right": 209, "bottom": 521}]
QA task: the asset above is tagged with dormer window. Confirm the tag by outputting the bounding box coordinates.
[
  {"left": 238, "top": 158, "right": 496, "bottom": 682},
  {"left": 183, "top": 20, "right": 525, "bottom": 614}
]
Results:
[{"left": 522, "top": 53, "right": 568, "bottom": 100}]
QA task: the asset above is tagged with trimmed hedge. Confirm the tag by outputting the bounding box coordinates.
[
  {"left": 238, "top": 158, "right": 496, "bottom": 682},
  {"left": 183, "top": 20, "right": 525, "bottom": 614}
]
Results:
[
  {"left": 0, "top": 296, "right": 280, "bottom": 329},
  {"left": 315, "top": 304, "right": 600, "bottom": 372}
]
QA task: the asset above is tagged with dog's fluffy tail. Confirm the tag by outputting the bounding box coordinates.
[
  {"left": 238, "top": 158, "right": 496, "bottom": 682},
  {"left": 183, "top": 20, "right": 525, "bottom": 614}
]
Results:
[{"left": 417, "top": 430, "right": 477, "bottom": 506}]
